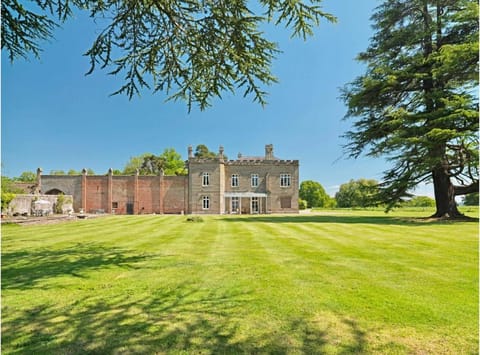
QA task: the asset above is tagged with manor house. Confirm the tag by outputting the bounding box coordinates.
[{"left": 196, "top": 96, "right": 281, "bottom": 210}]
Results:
[{"left": 37, "top": 145, "right": 299, "bottom": 215}]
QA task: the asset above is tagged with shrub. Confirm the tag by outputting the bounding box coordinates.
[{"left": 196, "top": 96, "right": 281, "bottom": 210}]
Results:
[
  {"left": 1, "top": 192, "right": 16, "bottom": 213},
  {"left": 186, "top": 216, "right": 204, "bottom": 222},
  {"left": 54, "top": 194, "right": 65, "bottom": 214},
  {"left": 298, "top": 199, "right": 308, "bottom": 210},
  {"left": 403, "top": 196, "right": 435, "bottom": 207},
  {"left": 299, "top": 180, "right": 330, "bottom": 208}
]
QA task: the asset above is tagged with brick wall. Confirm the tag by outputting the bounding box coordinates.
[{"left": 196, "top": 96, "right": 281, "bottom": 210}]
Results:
[
  {"left": 40, "top": 175, "right": 83, "bottom": 212},
  {"left": 162, "top": 176, "right": 188, "bottom": 213},
  {"left": 86, "top": 176, "right": 109, "bottom": 213},
  {"left": 111, "top": 177, "right": 134, "bottom": 214},
  {"left": 81, "top": 175, "right": 183, "bottom": 214},
  {"left": 137, "top": 176, "right": 161, "bottom": 214}
]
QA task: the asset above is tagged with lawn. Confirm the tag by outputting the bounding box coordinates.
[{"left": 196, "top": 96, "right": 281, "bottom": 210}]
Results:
[{"left": 2, "top": 208, "right": 478, "bottom": 354}]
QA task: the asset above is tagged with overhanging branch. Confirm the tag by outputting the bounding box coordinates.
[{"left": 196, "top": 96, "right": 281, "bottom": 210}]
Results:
[{"left": 453, "top": 181, "right": 479, "bottom": 196}]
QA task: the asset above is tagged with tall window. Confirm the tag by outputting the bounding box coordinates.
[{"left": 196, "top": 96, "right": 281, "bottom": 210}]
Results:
[
  {"left": 280, "top": 174, "right": 291, "bottom": 187},
  {"left": 231, "top": 174, "right": 239, "bottom": 187},
  {"left": 231, "top": 197, "right": 239, "bottom": 212},
  {"left": 202, "top": 196, "right": 210, "bottom": 209},
  {"left": 251, "top": 174, "right": 259, "bottom": 187},
  {"left": 251, "top": 197, "right": 259, "bottom": 213},
  {"left": 202, "top": 172, "right": 210, "bottom": 186}
]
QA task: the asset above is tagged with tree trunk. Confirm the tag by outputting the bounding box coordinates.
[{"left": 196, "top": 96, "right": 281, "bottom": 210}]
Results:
[{"left": 431, "top": 168, "right": 463, "bottom": 218}]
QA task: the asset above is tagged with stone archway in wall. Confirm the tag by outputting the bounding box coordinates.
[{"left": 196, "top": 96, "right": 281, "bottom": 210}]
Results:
[{"left": 45, "top": 188, "right": 65, "bottom": 195}]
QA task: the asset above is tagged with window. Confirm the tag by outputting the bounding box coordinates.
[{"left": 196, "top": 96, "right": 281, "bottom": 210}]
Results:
[
  {"left": 280, "top": 174, "right": 291, "bottom": 187},
  {"left": 251, "top": 174, "right": 259, "bottom": 187},
  {"left": 231, "top": 174, "right": 239, "bottom": 187},
  {"left": 112, "top": 202, "right": 118, "bottom": 209},
  {"left": 202, "top": 172, "right": 210, "bottom": 186},
  {"left": 202, "top": 196, "right": 210, "bottom": 209},
  {"left": 251, "top": 197, "right": 259, "bottom": 213},
  {"left": 280, "top": 197, "right": 291, "bottom": 208},
  {"left": 231, "top": 197, "right": 239, "bottom": 212}
]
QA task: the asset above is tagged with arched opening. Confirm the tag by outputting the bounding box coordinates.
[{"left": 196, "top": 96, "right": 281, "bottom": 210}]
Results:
[{"left": 45, "top": 188, "right": 64, "bottom": 195}]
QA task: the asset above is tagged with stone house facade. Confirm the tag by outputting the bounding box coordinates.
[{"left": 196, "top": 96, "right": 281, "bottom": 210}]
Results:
[{"left": 38, "top": 145, "right": 299, "bottom": 215}]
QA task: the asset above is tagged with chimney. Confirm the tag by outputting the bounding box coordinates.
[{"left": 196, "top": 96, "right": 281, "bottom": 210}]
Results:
[
  {"left": 188, "top": 145, "right": 193, "bottom": 159},
  {"left": 265, "top": 144, "right": 274, "bottom": 160}
]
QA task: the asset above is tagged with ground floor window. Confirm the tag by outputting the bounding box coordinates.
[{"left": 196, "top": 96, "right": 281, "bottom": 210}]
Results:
[
  {"left": 280, "top": 196, "right": 291, "bottom": 209},
  {"left": 251, "top": 197, "right": 259, "bottom": 213},
  {"left": 231, "top": 197, "right": 239, "bottom": 212},
  {"left": 202, "top": 196, "right": 210, "bottom": 209}
]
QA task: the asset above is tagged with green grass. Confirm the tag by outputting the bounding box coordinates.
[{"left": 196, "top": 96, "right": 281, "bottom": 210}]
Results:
[{"left": 2, "top": 209, "right": 478, "bottom": 354}]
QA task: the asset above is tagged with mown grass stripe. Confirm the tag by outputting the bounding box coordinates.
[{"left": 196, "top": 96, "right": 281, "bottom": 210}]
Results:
[
  {"left": 231, "top": 216, "right": 478, "bottom": 329},
  {"left": 1, "top": 210, "right": 478, "bottom": 354}
]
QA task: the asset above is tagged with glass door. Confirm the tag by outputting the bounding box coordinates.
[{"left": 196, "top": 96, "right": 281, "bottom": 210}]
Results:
[{"left": 251, "top": 197, "right": 259, "bottom": 214}]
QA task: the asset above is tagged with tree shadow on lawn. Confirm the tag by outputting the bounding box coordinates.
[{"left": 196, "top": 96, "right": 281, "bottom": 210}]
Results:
[
  {"left": 1, "top": 244, "right": 149, "bottom": 290},
  {"left": 221, "top": 214, "right": 479, "bottom": 226},
  {"left": 2, "top": 282, "right": 370, "bottom": 354},
  {"left": 0, "top": 243, "right": 407, "bottom": 353}
]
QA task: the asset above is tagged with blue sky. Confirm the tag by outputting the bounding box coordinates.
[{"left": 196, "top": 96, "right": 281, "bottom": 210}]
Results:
[{"left": 1, "top": 0, "right": 434, "bottom": 197}]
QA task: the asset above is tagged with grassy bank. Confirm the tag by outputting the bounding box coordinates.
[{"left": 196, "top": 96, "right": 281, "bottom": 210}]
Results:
[{"left": 2, "top": 210, "right": 478, "bottom": 354}]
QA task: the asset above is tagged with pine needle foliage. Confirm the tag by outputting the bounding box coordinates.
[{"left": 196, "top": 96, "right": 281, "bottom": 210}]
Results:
[
  {"left": 341, "top": 0, "right": 478, "bottom": 217},
  {"left": 2, "top": 0, "right": 336, "bottom": 111}
]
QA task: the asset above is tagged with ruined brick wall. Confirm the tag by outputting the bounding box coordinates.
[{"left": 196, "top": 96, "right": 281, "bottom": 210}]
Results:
[
  {"left": 12, "top": 182, "right": 37, "bottom": 194},
  {"left": 8, "top": 194, "right": 74, "bottom": 216},
  {"left": 40, "top": 175, "right": 83, "bottom": 212}
]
